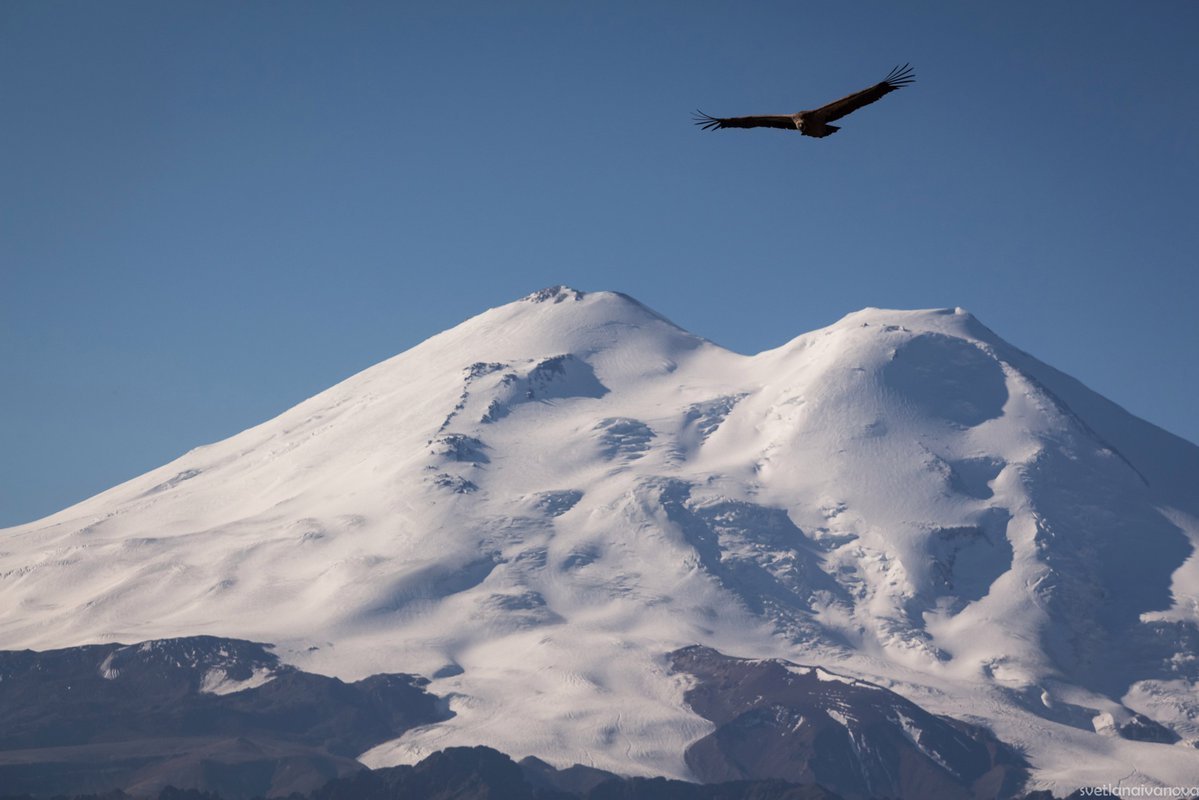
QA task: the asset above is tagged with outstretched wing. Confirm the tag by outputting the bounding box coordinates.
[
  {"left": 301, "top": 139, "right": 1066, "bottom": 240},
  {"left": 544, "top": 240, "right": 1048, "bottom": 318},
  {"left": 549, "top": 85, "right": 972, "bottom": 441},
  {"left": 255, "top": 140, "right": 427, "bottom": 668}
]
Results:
[
  {"left": 809, "top": 64, "right": 915, "bottom": 123},
  {"left": 692, "top": 111, "right": 796, "bottom": 131}
]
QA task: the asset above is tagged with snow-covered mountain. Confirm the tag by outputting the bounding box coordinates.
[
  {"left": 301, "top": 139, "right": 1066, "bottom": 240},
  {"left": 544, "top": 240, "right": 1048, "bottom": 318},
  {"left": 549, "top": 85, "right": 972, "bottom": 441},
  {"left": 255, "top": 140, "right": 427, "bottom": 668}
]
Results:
[{"left": 3, "top": 286, "right": 1198, "bottom": 794}]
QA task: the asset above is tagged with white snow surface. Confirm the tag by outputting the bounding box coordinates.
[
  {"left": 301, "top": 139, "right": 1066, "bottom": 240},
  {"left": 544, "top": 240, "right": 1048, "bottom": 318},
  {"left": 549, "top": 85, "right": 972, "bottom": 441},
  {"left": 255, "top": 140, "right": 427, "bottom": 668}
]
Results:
[
  {"left": 3, "top": 287, "right": 1199, "bottom": 792},
  {"left": 197, "top": 666, "right": 277, "bottom": 695}
]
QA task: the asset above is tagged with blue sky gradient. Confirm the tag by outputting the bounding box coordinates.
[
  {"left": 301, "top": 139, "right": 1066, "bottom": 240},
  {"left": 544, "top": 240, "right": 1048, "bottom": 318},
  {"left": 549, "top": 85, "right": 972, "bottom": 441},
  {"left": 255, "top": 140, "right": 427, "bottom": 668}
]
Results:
[{"left": 3, "top": 1, "right": 1197, "bottom": 526}]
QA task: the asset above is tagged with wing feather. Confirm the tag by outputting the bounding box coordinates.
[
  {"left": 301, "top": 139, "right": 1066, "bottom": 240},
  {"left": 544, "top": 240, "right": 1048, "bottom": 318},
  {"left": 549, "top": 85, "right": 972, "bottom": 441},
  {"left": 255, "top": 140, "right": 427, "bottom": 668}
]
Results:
[
  {"left": 808, "top": 63, "right": 915, "bottom": 123},
  {"left": 692, "top": 111, "right": 796, "bottom": 131}
]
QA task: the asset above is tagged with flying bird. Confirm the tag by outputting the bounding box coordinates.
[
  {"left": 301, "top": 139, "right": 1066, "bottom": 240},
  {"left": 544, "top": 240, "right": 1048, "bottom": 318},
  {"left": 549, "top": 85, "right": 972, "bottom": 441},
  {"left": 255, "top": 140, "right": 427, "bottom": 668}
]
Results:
[{"left": 693, "top": 64, "right": 915, "bottom": 138}]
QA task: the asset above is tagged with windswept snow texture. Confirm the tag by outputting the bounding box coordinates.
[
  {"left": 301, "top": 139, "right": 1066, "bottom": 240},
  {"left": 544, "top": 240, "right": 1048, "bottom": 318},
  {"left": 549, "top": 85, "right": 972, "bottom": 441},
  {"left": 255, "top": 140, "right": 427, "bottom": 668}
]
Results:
[{"left": 3, "top": 286, "right": 1199, "bottom": 793}]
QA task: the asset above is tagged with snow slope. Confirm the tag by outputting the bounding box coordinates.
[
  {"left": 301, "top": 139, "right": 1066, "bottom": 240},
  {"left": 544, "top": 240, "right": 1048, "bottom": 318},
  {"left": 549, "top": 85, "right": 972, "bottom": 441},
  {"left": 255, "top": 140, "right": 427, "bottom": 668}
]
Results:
[{"left": 3, "top": 286, "right": 1198, "bottom": 793}]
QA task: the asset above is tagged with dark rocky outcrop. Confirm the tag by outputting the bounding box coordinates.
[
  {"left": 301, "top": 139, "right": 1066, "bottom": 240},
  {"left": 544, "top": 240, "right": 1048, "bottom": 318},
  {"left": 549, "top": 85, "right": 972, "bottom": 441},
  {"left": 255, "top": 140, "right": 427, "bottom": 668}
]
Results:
[
  {"left": 519, "top": 755, "right": 616, "bottom": 796},
  {"left": 671, "top": 646, "right": 1028, "bottom": 800},
  {"left": 288, "top": 746, "right": 842, "bottom": 800},
  {"left": 0, "top": 742, "right": 1110, "bottom": 800},
  {"left": 0, "top": 637, "right": 447, "bottom": 799}
]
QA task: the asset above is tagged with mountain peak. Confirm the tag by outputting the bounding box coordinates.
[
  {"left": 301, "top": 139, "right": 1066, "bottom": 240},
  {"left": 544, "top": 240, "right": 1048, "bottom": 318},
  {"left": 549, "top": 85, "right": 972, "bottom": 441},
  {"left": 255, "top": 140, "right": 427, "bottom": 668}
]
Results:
[
  {"left": 4, "top": 290, "right": 1199, "bottom": 793},
  {"left": 419, "top": 286, "right": 707, "bottom": 375},
  {"left": 511, "top": 285, "right": 684, "bottom": 328},
  {"left": 823, "top": 305, "right": 991, "bottom": 341},
  {"left": 523, "top": 285, "right": 586, "bottom": 304}
]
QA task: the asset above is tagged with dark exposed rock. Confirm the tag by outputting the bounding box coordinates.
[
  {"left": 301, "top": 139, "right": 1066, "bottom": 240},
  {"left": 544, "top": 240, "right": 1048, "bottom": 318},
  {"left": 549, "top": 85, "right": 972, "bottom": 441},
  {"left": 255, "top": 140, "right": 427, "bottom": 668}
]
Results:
[
  {"left": 313, "top": 746, "right": 540, "bottom": 800},
  {"left": 0, "top": 637, "right": 447, "bottom": 799},
  {"left": 681, "top": 394, "right": 747, "bottom": 446},
  {"left": 593, "top": 418, "right": 654, "bottom": 460},
  {"left": 430, "top": 473, "right": 479, "bottom": 493},
  {"left": 519, "top": 756, "right": 617, "bottom": 796},
  {"left": 312, "top": 746, "right": 840, "bottom": 800},
  {"left": 0, "top": 742, "right": 1107, "bottom": 800},
  {"left": 671, "top": 646, "right": 1028, "bottom": 800},
  {"left": 585, "top": 777, "right": 839, "bottom": 800},
  {"left": 526, "top": 286, "right": 584, "bottom": 304},
  {"left": 429, "top": 434, "right": 490, "bottom": 464},
  {"left": 1116, "top": 713, "right": 1180, "bottom": 744}
]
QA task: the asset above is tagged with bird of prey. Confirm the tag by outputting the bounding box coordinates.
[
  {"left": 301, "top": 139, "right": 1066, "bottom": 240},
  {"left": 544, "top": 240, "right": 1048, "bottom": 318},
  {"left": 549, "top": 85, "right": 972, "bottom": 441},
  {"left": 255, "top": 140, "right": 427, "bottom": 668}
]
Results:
[{"left": 693, "top": 64, "right": 915, "bottom": 138}]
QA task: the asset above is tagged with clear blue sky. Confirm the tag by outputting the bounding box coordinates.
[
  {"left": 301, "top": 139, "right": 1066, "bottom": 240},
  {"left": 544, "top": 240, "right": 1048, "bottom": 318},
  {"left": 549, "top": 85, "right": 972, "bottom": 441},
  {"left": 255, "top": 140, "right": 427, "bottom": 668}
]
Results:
[{"left": 3, "top": 1, "right": 1197, "bottom": 527}]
